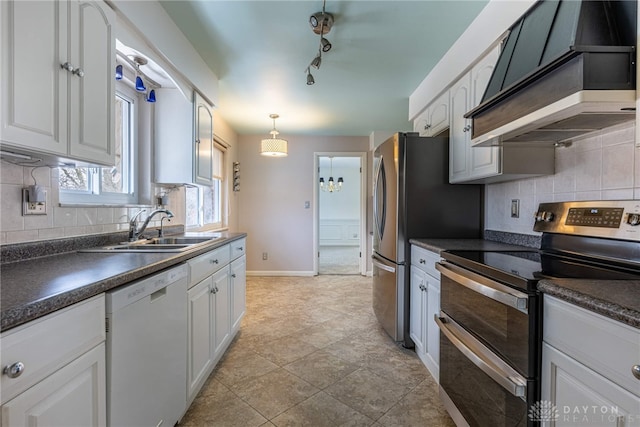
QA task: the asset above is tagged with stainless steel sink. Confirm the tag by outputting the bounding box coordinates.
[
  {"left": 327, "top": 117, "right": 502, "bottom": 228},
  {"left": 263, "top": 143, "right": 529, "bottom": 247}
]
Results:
[
  {"left": 80, "top": 235, "right": 221, "bottom": 253},
  {"left": 151, "top": 237, "right": 213, "bottom": 245}
]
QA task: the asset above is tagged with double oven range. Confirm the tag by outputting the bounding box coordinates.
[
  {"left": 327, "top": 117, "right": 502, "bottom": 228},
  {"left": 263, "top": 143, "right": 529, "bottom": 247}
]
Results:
[{"left": 435, "top": 200, "right": 640, "bottom": 426}]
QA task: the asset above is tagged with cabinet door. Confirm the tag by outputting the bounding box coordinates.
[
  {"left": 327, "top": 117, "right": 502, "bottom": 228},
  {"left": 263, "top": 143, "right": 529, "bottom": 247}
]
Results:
[
  {"left": 469, "top": 47, "right": 500, "bottom": 180},
  {"left": 542, "top": 343, "right": 640, "bottom": 426},
  {"left": 449, "top": 74, "right": 471, "bottom": 183},
  {"left": 68, "top": 0, "right": 115, "bottom": 165},
  {"left": 409, "top": 266, "right": 426, "bottom": 356},
  {"left": 231, "top": 255, "right": 246, "bottom": 332},
  {"left": 212, "top": 267, "right": 231, "bottom": 359},
  {"left": 155, "top": 89, "right": 194, "bottom": 184},
  {"left": 1, "top": 0, "right": 68, "bottom": 154},
  {"left": 1, "top": 344, "right": 106, "bottom": 427},
  {"left": 187, "top": 277, "right": 214, "bottom": 400},
  {"left": 428, "top": 91, "right": 449, "bottom": 137},
  {"left": 425, "top": 279, "right": 441, "bottom": 382},
  {"left": 194, "top": 92, "right": 214, "bottom": 186}
]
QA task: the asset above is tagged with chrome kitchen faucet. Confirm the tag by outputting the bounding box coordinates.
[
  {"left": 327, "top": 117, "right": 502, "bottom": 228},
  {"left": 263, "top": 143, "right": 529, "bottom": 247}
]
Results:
[{"left": 128, "top": 209, "right": 175, "bottom": 241}]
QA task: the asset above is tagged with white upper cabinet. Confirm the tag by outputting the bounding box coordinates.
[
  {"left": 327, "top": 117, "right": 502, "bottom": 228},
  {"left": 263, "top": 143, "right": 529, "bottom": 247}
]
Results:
[
  {"left": 449, "top": 47, "right": 501, "bottom": 183},
  {"left": 194, "top": 92, "right": 214, "bottom": 186},
  {"left": 448, "top": 46, "right": 554, "bottom": 184},
  {"left": 155, "top": 89, "right": 215, "bottom": 186},
  {"left": 413, "top": 91, "right": 449, "bottom": 137},
  {"left": 1, "top": 0, "right": 115, "bottom": 166}
]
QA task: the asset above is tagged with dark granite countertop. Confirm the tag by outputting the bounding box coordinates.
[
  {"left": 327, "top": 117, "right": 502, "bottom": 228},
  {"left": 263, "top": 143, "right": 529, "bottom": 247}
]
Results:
[
  {"left": 1, "top": 232, "right": 246, "bottom": 332},
  {"left": 409, "top": 238, "right": 534, "bottom": 254},
  {"left": 538, "top": 279, "right": 640, "bottom": 329}
]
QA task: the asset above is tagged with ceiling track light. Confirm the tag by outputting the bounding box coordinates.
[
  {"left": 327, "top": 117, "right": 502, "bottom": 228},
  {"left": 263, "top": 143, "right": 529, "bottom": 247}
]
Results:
[{"left": 305, "top": 0, "right": 334, "bottom": 85}]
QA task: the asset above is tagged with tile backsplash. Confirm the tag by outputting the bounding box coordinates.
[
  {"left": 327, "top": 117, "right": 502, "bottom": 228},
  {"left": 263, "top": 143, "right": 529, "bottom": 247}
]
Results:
[
  {"left": 0, "top": 163, "right": 184, "bottom": 244},
  {"left": 486, "top": 122, "right": 638, "bottom": 235}
]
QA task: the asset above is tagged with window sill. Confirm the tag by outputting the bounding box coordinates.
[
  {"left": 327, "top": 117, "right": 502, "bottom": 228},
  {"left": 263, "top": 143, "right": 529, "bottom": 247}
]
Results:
[{"left": 58, "top": 203, "right": 152, "bottom": 208}]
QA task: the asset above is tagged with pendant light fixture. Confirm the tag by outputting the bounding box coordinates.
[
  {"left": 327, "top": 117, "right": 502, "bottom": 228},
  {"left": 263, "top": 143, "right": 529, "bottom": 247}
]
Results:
[
  {"left": 260, "top": 114, "right": 288, "bottom": 157},
  {"left": 319, "top": 157, "right": 343, "bottom": 192}
]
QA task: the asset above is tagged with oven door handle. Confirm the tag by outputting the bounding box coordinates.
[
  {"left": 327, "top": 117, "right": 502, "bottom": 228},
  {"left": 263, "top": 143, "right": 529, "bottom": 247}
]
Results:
[
  {"left": 436, "top": 261, "right": 529, "bottom": 314},
  {"left": 435, "top": 313, "right": 527, "bottom": 399}
]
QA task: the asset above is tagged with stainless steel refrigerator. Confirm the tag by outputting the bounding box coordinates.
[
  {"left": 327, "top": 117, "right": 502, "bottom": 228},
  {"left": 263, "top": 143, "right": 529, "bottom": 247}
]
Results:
[{"left": 372, "top": 132, "right": 482, "bottom": 347}]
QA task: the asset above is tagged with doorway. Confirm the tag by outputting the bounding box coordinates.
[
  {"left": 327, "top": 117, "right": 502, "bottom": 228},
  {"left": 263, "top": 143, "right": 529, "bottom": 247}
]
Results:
[{"left": 314, "top": 152, "right": 367, "bottom": 275}]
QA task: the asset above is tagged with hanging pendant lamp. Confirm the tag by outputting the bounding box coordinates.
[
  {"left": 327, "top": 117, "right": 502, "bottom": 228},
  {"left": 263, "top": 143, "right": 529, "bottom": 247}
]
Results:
[
  {"left": 260, "top": 114, "right": 288, "bottom": 157},
  {"left": 319, "top": 157, "right": 343, "bottom": 192}
]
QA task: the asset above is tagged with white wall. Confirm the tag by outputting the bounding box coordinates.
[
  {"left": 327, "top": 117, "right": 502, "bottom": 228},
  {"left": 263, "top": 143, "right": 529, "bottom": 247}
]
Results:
[
  {"left": 485, "top": 123, "right": 639, "bottom": 235},
  {"left": 238, "top": 135, "right": 370, "bottom": 275}
]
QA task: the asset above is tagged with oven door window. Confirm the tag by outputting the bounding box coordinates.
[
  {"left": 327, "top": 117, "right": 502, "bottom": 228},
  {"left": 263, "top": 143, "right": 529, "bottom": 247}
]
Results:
[{"left": 439, "top": 262, "right": 534, "bottom": 377}]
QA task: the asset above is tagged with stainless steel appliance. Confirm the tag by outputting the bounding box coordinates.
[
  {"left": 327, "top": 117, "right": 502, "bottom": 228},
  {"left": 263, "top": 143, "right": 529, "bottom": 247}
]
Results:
[
  {"left": 106, "top": 264, "right": 188, "bottom": 427},
  {"left": 372, "top": 132, "right": 482, "bottom": 347},
  {"left": 436, "top": 200, "right": 640, "bottom": 426}
]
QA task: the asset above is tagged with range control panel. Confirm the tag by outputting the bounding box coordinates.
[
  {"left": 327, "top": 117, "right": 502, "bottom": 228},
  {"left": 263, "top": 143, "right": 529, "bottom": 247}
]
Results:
[
  {"left": 533, "top": 200, "right": 640, "bottom": 240},
  {"left": 565, "top": 207, "right": 624, "bottom": 228}
]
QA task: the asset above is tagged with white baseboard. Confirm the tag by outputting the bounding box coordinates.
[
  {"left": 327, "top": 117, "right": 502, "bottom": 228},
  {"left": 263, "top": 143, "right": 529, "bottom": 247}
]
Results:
[{"left": 247, "top": 271, "right": 316, "bottom": 277}]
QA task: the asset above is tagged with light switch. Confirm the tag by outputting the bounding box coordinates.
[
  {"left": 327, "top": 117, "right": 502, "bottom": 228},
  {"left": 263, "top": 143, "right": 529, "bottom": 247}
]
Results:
[{"left": 511, "top": 199, "right": 520, "bottom": 218}]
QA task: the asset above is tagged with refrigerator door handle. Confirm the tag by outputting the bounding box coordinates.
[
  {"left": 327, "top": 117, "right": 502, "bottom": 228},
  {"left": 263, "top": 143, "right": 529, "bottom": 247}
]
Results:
[{"left": 372, "top": 254, "right": 396, "bottom": 273}]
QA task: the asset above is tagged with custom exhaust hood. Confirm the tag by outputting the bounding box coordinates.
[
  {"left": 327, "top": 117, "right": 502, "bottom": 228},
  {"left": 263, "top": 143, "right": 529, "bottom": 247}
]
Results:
[{"left": 467, "top": 0, "right": 637, "bottom": 147}]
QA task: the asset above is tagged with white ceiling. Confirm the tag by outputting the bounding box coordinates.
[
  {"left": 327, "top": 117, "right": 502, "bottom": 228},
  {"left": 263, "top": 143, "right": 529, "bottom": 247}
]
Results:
[{"left": 159, "top": 1, "right": 488, "bottom": 137}]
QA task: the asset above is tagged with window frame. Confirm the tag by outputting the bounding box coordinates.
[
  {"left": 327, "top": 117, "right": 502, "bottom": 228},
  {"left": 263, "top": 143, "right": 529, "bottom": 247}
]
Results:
[{"left": 59, "top": 83, "right": 139, "bottom": 205}]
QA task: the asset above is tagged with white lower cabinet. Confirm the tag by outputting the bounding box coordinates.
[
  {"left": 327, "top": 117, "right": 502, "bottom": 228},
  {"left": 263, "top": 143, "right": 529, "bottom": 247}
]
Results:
[
  {"left": 1, "top": 295, "right": 106, "bottom": 426},
  {"left": 186, "top": 239, "right": 246, "bottom": 404},
  {"left": 2, "top": 344, "right": 106, "bottom": 427},
  {"left": 231, "top": 255, "right": 247, "bottom": 331},
  {"left": 409, "top": 245, "right": 441, "bottom": 382},
  {"left": 187, "top": 276, "right": 215, "bottom": 401},
  {"left": 542, "top": 296, "right": 640, "bottom": 426}
]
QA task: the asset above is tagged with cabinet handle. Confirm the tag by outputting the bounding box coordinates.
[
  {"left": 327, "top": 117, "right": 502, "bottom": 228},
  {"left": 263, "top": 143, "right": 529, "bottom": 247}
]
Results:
[
  {"left": 210, "top": 259, "right": 219, "bottom": 264},
  {"left": 60, "top": 62, "right": 74, "bottom": 72},
  {"left": 3, "top": 362, "right": 25, "bottom": 379},
  {"left": 72, "top": 67, "right": 84, "bottom": 78},
  {"left": 231, "top": 273, "right": 237, "bottom": 278},
  {"left": 195, "top": 139, "right": 201, "bottom": 144},
  {"left": 462, "top": 124, "right": 472, "bottom": 133},
  {"left": 632, "top": 364, "right": 640, "bottom": 380},
  {"left": 210, "top": 287, "right": 216, "bottom": 294},
  {"left": 419, "top": 258, "right": 426, "bottom": 264},
  {"left": 237, "top": 247, "right": 243, "bottom": 251},
  {"left": 424, "top": 124, "right": 431, "bottom": 130}
]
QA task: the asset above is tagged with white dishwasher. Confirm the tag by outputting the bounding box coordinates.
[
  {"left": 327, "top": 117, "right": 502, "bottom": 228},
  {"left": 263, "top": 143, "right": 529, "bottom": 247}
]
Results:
[{"left": 106, "top": 263, "right": 188, "bottom": 427}]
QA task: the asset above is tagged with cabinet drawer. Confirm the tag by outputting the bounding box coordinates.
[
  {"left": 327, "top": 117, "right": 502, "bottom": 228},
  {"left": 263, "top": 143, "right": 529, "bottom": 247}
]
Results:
[
  {"left": 544, "top": 295, "right": 640, "bottom": 396},
  {"left": 1, "top": 294, "right": 105, "bottom": 404},
  {"left": 410, "top": 245, "right": 441, "bottom": 278},
  {"left": 189, "top": 244, "right": 230, "bottom": 286},
  {"left": 230, "top": 238, "right": 246, "bottom": 261}
]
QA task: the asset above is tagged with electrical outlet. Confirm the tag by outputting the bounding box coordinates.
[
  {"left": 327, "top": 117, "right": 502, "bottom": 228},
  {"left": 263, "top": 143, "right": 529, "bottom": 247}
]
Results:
[
  {"left": 262, "top": 252, "right": 268, "bottom": 260},
  {"left": 511, "top": 199, "right": 520, "bottom": 218},
  {"left": 22, "top": 189, "right": 47, "bottom": 216}
]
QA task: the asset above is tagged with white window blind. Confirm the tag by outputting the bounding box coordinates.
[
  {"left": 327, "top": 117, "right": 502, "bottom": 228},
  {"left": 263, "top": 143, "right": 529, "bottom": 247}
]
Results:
[{"left": 213, "top": 143, "right": 225, "bottom": 180}]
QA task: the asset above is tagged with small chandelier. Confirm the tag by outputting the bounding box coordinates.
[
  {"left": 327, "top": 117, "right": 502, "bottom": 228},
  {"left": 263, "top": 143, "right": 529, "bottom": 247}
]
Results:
[
  {"left": 260, "top": 114, "right": 288, "bottom": 157},
  {"left": 319, "top": 157, "right": 343, "bottom": 192}
]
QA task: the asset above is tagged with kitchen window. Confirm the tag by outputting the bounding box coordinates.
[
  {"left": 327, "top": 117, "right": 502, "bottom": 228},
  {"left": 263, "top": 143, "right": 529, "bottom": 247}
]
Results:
[
  {"left": 59, "top": 86, "right": 138, "bottom": 205},
  {"left": 185, "top": 142, "right": 225, "bottom": 229}
]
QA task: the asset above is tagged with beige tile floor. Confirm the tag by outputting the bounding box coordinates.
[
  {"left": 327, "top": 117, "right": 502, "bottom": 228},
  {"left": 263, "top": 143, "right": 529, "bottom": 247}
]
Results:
[{"left": 179, "top": 275, "right": 455, "bottom": 427}]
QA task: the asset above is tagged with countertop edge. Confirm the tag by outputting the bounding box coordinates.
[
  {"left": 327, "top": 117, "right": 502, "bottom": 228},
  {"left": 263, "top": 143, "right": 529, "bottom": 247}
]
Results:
[
  {"left": 538, "top": 280, "right": 640, "bottom": 329},
  {"left": 1, "top": 233, "right": 247, "bottom": 332}
]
